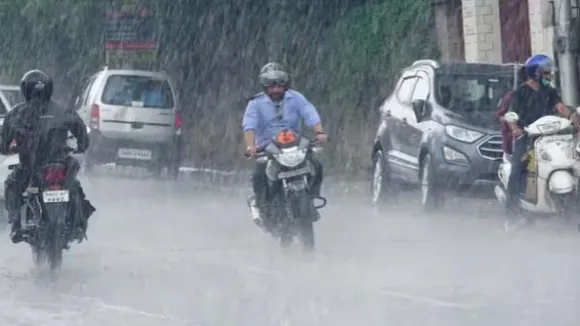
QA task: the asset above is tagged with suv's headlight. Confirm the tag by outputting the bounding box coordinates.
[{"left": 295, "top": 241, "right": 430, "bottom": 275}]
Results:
[
  {"left": 445, "top": 125, "right": 484, "bottom": 143},
  {"left": 274, "top": 149, "right": 307, "bottom": 167}
]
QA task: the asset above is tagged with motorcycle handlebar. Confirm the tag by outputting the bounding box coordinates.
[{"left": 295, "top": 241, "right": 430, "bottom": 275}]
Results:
[{"left": 243, "top": 139, "right": 328, "bottom": 159}]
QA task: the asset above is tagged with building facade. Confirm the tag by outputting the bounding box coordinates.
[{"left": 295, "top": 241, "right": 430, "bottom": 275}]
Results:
[{"left": 433, "top": 0, "right": 555, "bottom": 64}]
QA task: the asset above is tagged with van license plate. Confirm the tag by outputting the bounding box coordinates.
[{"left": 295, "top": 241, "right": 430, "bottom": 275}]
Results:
[
  {"left": 117, "top": 148, "right": 152, "bottom": 160},
  {"left": 42, "top": 190, "right": 70, "bottom": 203}
]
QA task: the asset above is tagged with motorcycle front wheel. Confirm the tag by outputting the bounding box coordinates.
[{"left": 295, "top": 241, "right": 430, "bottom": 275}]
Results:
[{"left": 292, "top": 192, "right": 316, "bottom": 252}]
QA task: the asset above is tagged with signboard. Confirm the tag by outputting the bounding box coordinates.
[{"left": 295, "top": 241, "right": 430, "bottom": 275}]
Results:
[
  {"left": 104, "top": 2, "right": 159, "bottom": 68},
  {"left": 105, "top": 9, "right": 158, "bottom": 50}
]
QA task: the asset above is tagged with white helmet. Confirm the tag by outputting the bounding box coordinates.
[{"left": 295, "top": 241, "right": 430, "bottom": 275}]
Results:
[{"left": 259, "top": 62, "right": 289, "bottom": 87}]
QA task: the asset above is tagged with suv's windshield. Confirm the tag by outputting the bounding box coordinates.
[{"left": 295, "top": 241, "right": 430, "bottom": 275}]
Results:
[
  {"left": 0, "top": 89, "right": 24, "bottom": 109},
  {"left": 101, "top": 75, "right": 175, "bottom": 109},
  {"left": 435, "top": 73, "right": 513, "bottom": 129}
]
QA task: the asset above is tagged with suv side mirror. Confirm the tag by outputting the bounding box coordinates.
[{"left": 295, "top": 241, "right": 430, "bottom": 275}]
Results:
[{"left": 412, "top": 99, "right": 431, "bottom": 121}]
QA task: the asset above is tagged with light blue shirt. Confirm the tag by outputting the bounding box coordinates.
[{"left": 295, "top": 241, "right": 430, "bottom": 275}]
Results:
[{"left": 242, "top": 89, "right": 321, "bottom": 148}]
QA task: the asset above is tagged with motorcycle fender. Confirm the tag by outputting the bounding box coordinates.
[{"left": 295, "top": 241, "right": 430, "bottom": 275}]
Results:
[
  {"left": 288, "top": 189, "right": 316, "bottom": 221},
  {"left": 286, "top": 179, "right": 308, "bottom": 192},
  {"left": 548, "top": 170, "right": 576, "bottom": 194},
  {"left": 43, "top": 203, "right": 68, "bottom": 225}
]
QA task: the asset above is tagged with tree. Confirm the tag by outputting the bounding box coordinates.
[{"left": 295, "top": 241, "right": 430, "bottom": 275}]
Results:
[{"left": 0, "top": 0, "right": 439, "bottom": 173}]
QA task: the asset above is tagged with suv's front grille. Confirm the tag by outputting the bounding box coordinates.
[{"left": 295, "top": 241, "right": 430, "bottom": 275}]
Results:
[{"left": 477, "top": 135, "right": 503, "bottom": 160}]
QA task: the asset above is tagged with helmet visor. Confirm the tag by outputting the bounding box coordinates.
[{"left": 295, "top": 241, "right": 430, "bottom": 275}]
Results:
[{"left": 260, "top": 70, "right": 289, "bottom": 87}]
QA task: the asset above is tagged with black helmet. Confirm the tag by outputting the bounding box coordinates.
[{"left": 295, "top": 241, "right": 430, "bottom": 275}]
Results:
[{"left": 20, "top": 69, "right": 53, "bottom": 102}]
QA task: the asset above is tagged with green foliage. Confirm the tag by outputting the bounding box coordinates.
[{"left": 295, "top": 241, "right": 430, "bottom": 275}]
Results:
[
  {"left": 0, "top": 0, "right": 440, "bottom": 174},
  {"left": 303, "top": 0, "right": 440, "bottom": 172}
]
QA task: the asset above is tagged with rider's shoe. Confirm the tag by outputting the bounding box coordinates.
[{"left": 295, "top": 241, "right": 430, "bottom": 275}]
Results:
[{"left": 9, "top": 220, "right": 23, "bottom": 244}]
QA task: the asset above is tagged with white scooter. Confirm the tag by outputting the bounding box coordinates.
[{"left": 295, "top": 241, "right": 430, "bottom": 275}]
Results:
[{"left": 495, "top": 110, "right": 580, "bottom": 218}]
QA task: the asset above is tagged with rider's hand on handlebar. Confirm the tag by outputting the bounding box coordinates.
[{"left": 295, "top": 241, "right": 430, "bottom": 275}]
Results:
[
  {"left": 246, "top": 146, "right": 257, "bottom": 158},
  {"left": 571, "top": 113, "right": 580, "bottom": 130},
  {"left": 314, "top": 132, "right": 328, "bottom": 143},
  {"left": 512, "top": 128, "right": 524, "bottom": 139}
]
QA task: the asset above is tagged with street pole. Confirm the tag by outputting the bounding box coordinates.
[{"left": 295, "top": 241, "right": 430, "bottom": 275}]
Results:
[{"left": 556, "top": 0, "right": 579, "bottom": 106}]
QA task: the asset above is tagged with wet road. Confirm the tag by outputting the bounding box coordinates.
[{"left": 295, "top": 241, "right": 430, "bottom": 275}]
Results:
[{"left": 0, "top": 170, "right": 580, "bottom": 325}]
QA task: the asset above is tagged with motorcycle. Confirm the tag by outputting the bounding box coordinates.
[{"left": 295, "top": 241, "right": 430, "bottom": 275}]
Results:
[
  {"left": 9, "top": 138, "right": 85, "bottom": 270},
  {"left": 246, "top": 129, "right": 327, "bottom": 251},
  {"left": 495, "top": 110, "right": 580, "bottom": 222}
]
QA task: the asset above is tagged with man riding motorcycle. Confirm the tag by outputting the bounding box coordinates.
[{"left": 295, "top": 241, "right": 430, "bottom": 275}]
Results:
[
  {"left": 242, "top": 62, "right": 328, "bottom": 228},
  {"left": 506, "top": 55, "right": 580, "bottom": 221},
  {"left": 0, "top": 70, "right": 96, "bottom": 243}
]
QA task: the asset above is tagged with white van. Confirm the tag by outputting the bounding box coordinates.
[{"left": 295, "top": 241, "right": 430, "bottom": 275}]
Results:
[{"left": 75, "top": 68, "right": 182, "bottom": 177}]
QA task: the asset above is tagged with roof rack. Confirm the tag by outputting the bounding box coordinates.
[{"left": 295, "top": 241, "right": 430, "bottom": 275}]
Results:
[
  {"left": 98, "top": 64, "right": 167, "bottom": 74},
  {"left": 411, "top": 59, "right": 440, "bottom": 69}
]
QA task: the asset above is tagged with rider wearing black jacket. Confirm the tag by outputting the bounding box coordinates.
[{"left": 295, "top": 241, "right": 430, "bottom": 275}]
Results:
[{"left": 0, "top": 70, "right": 96, "bottom": 243}]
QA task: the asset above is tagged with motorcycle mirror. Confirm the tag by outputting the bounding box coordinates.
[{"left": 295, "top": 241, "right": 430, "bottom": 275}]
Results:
[{"left": 504, "top": 112, "right": 519, "bottom": 123}]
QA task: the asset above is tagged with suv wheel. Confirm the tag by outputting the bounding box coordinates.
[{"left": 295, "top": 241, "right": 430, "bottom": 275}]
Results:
[
  {"left": 371, "top": 150, "right": 390, "bottom": 205},
  {"left": 420, "top": 153, "right": 444, "bottom": 209}
]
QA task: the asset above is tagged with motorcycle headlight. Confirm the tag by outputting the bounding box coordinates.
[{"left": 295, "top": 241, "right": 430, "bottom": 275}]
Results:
[
  {"left": 444, "top": 125, "right": 484, "bottom": 143},
  {"left": 274, "top": 149, "right": 307, "bottom": 167}
]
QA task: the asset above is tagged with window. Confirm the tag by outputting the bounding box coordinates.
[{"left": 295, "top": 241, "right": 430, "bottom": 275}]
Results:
[
  {"left": 396, "top": 77, "right": 417, "bottom": 103},
  {"left": 435, "top": 72, "right": 513, "bottom": 128},
  {"left": 411, "top": 75, "right": 430, "bottom": 101},
  {"left": 101, "top": 75, "right": 175, "bottom": 109}
]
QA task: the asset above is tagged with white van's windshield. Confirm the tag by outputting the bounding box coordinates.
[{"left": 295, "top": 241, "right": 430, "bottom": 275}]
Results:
[{"left": 101, "top": 75, "right": 174, "bottom": 109}]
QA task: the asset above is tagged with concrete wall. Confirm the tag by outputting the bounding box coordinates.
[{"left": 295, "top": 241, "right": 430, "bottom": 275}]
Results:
[
  {"left": 462, "top": 0, "right": 503, "bottom": 63},
  {"left": 434, "top": 0, "right": 554, "bottom": 63},
  {"left": 528, "top": 0, "right": 555, "bottom": 57}
]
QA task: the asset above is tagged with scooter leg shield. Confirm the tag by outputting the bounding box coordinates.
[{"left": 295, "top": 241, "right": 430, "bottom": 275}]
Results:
[{"left": 548, "top": 170, "right": 576, "bottom": 194}]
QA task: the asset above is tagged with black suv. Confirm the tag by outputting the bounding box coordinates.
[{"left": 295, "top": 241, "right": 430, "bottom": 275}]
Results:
[{"left": 370, "top": 59, "right": 520, "bottom": 209}]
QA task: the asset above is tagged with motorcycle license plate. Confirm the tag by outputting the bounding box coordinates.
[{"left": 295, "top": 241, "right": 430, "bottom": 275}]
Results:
[
  {"left": 278, "top": 166, "right": 311, "bottom": 179},
  {"left": 42, "top": 190, "right": 70, "bottom": 203}
]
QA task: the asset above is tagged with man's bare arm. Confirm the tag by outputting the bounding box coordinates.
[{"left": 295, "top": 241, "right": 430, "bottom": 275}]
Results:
[
  {"left": 311, "top": 123, "right": 324, "bottom": 134},
  {"left": 244, "top": 130, "right": 256, "bottom": 149}
]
